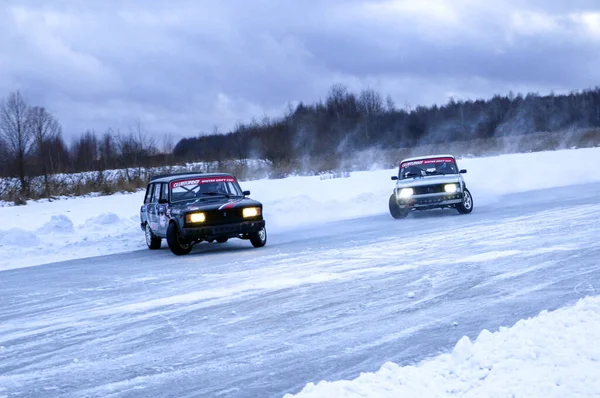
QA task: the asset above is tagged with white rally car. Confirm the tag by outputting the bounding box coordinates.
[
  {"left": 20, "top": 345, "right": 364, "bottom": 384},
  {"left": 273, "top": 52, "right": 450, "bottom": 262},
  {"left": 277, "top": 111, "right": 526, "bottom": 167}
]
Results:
[{"left": 388, "top": 154, "right": 473, "bottom": 219}]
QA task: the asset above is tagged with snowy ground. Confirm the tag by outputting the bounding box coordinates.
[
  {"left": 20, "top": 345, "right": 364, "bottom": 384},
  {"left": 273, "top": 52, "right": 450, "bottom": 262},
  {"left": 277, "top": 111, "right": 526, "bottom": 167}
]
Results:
[
  {"left": 2, "top": 147, "right": 600, "bottom": 272},
  {"left": 287, "top": 295, "right": 600, "bottom": 398},
  {"left": 2, "top": 147, "right": 600, "bottom": 397}
]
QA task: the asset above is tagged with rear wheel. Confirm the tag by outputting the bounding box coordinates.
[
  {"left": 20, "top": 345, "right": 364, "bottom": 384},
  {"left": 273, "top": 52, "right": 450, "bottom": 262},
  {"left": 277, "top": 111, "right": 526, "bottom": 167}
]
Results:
[
  {"left": 389, "top": 194, "right": 409, "bottom": 219},
  {"left": 456, "top": 189, "right": 473, "bottom": 214},
  {"left": 166, "top": 222, "right": 193, "bottom": 255},
  {"left": 216, "top": 236, "right": 228, "bottom": 243},
  {"left": 145, "top": 223, "right": 162, "bottom": 250},
  {"left": 249, "top": 226, "right": 267, "bottom": 248}
]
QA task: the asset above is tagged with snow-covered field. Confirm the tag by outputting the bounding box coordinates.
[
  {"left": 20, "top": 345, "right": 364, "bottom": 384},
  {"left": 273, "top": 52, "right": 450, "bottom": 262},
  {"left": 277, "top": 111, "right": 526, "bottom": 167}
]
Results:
[
  {"left": 2, "top": 147, "right": 600, "bottom": 272},
  {"left": 2, "top": 147, "right": 600, "bottom": 398},
  {"left": 286, "top": 295, "right": 600, "bottom": 398}
]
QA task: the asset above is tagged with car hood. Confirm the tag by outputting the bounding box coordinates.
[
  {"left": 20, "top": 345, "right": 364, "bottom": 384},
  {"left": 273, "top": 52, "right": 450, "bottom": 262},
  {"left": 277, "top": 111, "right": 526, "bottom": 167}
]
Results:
[
  {"left": 395, "top": 174, "right": 460, "bottom": 188},
  {"left": 170, "top": 197, "right": 262, "bottom": 213}
]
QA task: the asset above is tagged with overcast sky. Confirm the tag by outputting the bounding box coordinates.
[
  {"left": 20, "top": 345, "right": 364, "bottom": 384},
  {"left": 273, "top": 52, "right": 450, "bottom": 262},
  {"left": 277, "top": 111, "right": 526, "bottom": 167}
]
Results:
[{"left": 2, "top": 0, "right": 600, "bottom": 143}]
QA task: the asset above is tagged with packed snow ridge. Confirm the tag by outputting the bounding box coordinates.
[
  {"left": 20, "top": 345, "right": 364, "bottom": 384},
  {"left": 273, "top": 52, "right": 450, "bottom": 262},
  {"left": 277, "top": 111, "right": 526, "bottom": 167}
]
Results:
[{"left": 286, "top": 296, "right": 600, "bottom": 398}]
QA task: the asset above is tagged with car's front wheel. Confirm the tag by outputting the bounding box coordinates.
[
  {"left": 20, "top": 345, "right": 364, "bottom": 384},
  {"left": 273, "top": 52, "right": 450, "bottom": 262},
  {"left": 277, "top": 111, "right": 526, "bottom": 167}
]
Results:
[
  {"left": 166, "top": 222, "right": 193, "bottom": 255},
  {"left": 456, "top": 189, "right": 473, "bottom": 214},
  {"left": 145, "top": 223, "right": 162, "bottom": 250},
  {"left": 249, "top": 226, "right": 267, "bottom": 248},
  {"left": 389, "top": 194, "right": 409, "bottom": 219}
]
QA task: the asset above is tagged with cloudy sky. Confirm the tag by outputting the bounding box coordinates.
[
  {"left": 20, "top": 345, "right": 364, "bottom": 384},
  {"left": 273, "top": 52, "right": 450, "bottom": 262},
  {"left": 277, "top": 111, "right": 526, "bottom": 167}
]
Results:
[{"left": 2, "top": 0, "right": 600, "bottom": 143}]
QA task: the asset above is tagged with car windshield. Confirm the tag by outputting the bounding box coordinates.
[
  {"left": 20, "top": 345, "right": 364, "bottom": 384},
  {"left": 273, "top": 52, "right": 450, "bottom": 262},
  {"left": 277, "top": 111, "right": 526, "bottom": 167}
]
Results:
[
  {"left": 170, "top": 176, "right": 243, "bottom": 202},
  {"left": 398, "top": 157, "right": 458, "bottom": 179}
]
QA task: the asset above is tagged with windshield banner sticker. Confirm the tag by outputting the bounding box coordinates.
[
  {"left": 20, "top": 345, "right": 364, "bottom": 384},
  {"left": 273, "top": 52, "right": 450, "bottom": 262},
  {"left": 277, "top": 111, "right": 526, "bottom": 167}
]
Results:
[
  {"left": 401, "top": 157, "right": 454, "bottom": 168},
  {"left": 171, "top": 176, "right": 235, "bottom": 189}
]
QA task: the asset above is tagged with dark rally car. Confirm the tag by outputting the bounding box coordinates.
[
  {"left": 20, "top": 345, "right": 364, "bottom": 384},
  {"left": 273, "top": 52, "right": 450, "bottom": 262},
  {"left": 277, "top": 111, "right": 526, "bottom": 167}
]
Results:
[{"left": 140, "top": 172, "right": 266, "bottom": 255}]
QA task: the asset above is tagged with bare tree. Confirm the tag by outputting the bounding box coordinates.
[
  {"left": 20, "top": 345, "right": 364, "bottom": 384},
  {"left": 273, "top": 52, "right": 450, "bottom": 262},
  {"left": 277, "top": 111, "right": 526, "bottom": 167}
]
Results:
[
  {"left": 358, "top": 87, "right": 384, "bottom": 144},
  {"left": 28, "top": 106, "right": 61, "bottom": 197},
  {"left": 0, "top": 136, "right": 10, "bottom": 176},
  {"left": 162, "top": 132, "right": 175, "bottom": 166},
  {"left": 130, "top": 119, "right": 157, "bottom": 177},
  {"left": 98, "top": 129, "right": 117, "bottom": 171},
  {"left": 116, "top": 119, "right": 158, "bottom": 181},
  {"left": 386, "top": 94, "right": 395, "bottom": 112},
  {"left": 0, "top": 91, "right": 32, "bottom": 194},
  {"left": 71, "top": 130, "right": 99, "bottom": 172}
]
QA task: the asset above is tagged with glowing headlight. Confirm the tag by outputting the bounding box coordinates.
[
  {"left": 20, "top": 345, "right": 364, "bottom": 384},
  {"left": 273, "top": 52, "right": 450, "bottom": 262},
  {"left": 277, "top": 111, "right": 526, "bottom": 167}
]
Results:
[
  {"left": 243, "top": 207, "right": 261, "bottom": 218},
  {"left": 186, "top": 212, "right": 206, "bottom": 223},
  {"left": 398, "top": 188, "right": 414, "bottom": 198},
  {"left": 444, "top": 184, "right": 458, "bottom": 193}
]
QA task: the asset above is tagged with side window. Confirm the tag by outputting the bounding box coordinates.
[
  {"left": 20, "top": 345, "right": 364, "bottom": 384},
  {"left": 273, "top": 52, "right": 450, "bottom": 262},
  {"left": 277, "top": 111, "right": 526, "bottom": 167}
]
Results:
[
  {"left": 160, "top": 183, "right": 169, "bottom": 202},
  {"left": 227, "top": 182, "right": 242, "bottom": 196},
  {"left": 144, "top": 185, "right": 152, "bottom": 204},
  {"left": 147, "top": 184, "right": 156, "bottom": 203},
  {"left": 152, "top": 183, "right": 161, "bottom": 203}
]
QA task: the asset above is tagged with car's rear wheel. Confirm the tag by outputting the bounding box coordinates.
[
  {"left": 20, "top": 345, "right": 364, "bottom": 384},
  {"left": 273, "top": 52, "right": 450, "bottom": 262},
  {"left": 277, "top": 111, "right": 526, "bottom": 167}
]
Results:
[
  {"left": 456, "top": 189, "right": 473, "bottom": 214},
  {"left": 145, "top": 223, "right": 162, "bottom": 250},
  {"left": 389, "top": 194, "right": 409, "bottom": 219},
  {"left": 249, "top": 226, "right": 267, "bottom": 248},
  {"left": 166, "top": 222, "right": 193, "bottom": 255},
  {"left": 216, "top": 236, "right": 228, "bottom": 243}
]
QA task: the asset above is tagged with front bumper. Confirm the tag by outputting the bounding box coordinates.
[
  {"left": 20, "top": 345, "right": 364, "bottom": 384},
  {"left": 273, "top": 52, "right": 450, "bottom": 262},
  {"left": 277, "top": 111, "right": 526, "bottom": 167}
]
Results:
[
  {"left": 180, "top": 220, "right": 266, "bottom": 240},
  {"left": 397, "top": 192, "right": 464, "bottom": 208}
]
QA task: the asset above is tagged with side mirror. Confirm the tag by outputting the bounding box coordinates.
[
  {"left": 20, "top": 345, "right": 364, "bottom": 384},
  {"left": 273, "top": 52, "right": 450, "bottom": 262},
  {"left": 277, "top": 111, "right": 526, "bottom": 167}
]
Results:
[
  {"left": 158, "top": 198, "right": 168, "bottom": 204},
  {"left": 243, "top": 190, "right": 251, "bottom": 196},
  {"left": 391, "top": 176, "right": 398, "bottom": 180},
  {"left": 459, "top": 169, "right": 467, "bottom": 174}
]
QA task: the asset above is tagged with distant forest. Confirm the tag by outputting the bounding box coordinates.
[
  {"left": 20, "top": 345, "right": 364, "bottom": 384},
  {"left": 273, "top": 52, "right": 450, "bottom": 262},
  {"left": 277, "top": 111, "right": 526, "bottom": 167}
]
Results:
[
  {"left": 2, "top": 84, "right": 600, "bottom": 195},
  {"left": 173, "top": 84, "right": 600, "bottom": 166}
]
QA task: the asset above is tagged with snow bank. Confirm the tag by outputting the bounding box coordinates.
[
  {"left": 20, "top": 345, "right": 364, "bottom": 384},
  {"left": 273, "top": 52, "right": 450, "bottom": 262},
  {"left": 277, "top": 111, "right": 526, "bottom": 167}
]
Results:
[
  {"left": 249, "top": 147, "right": 600, "bottom": 230},
  {"left": 37, "top": 215, "right": 75, "bottom": 234},
  {"left": 285, "top": 296, "right": 600, "bottom": 398},
  {"left": 2, "top": 147, "right": 600, "bottom": 270},
  {"left": 0, "top": 228, "right": 41, "bottom": 247}
]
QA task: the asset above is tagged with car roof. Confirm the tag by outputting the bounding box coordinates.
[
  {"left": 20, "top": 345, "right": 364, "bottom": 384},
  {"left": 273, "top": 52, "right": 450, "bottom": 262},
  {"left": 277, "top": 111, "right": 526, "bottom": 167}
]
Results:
[
  {"left": 399, "top": 154, "right": 456, "bottom": 163},
  {"left": 149, "top": 172, "right": 235, "bottom": 183}
]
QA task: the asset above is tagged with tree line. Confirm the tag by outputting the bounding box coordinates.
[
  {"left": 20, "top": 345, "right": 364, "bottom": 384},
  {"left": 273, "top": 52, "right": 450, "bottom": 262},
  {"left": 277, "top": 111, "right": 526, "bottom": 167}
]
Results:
[
  {"left": 3, "top": 85, "right": 600, "bottom": 197},
  {"left": 0, "top": 91, "right": 173, "bottom": 197},
  {"left": 174, "top": 84, "right": 600, "bottom": 169}
]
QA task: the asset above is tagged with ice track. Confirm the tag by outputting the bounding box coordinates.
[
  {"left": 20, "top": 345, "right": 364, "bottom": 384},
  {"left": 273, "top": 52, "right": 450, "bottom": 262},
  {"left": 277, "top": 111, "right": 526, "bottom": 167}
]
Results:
[{"left": 1, "top": 182, "right": 600, "bottom": 397}]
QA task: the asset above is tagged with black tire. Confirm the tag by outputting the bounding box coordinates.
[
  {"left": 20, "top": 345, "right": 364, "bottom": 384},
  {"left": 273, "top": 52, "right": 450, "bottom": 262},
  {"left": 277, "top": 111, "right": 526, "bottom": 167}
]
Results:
[
  {"left": 166, "top": 222, "right": 193, "bottom": 255},
  {"left": 144, "top": 223, "right": 162, "bottom": 250},
  {"left": 456, "top": 188, "right": 474, "bottom": 214},
  {"left": 249, "top": 226, "right": 267, "bottom": 248},
  {"left": 216, "top": 236, "right": 228, "bottom": 243},
  {"left": 389, "top": 194, "right": 409, "bottom": 219}
]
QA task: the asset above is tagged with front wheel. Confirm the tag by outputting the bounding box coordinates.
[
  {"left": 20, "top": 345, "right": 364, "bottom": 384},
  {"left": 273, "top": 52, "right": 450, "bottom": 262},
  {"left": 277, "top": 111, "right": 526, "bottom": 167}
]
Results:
[
  {"left": 389, "top": 194, "right": 409, "bottom": 219},
  {"left": 249, "top": 226, "right": 267, "bottom": 248},
  {"left": 166, "top": 222, "right": 193, "bottom": 255},
  {"left": 456, "top": 189, "right": 474, "bottom": 214},
  {"left": 145, "top": 223, "right": 162, "bottom": 250}
]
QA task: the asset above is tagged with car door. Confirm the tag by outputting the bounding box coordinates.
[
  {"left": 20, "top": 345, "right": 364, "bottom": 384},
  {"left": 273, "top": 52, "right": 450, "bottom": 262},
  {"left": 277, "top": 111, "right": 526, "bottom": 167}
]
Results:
[
  {"left": 156, "top": 182, "right": 169, "bottom": 236},
  {"left": 141, "top": 184, "right": 153, "bottom": 226},
  {"left": 147, "top": 183, "right": 161, "bottom": 232}
]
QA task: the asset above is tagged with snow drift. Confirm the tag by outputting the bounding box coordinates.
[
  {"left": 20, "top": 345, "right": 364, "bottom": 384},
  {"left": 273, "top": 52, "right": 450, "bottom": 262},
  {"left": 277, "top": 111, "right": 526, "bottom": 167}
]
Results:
[{"left": 285, "top": 296, "right": 600, "bottom": 398}]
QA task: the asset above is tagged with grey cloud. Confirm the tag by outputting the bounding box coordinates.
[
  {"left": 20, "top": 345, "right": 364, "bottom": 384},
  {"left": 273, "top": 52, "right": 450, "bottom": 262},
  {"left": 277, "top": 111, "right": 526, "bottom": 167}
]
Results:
[{"left": 2, "top": 0, "right": 599, "bottom": 141}]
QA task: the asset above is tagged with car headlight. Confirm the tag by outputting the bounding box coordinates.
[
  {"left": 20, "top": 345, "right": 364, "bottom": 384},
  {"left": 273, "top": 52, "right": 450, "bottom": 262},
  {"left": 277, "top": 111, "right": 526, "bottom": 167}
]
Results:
[
  {"left": 398, "top": 188, "right": 414, "bottom": 198},
  {"left": 444, "top": 184, "right": 458, "bottom": 193},
  {"left": 186, "top": 212, "right": 206, "bottom": 223},
  {"left": 243, "top": 207, "right": 261, "bottom": 218}
]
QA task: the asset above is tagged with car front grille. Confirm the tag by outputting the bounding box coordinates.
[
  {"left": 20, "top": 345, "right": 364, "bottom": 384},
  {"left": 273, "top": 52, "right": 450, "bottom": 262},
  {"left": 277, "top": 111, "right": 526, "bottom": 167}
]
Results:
[
  {"left": 184, "top": 208, "right": 248, "bottom": 227},
  {"left": 205, "top": 208, "right": 246, "bottom": 224},
  {"left": 411, "top": 184, "right": 446, "bottom": 195}
]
